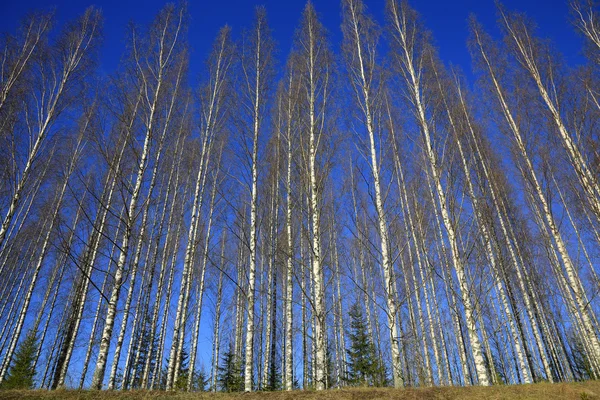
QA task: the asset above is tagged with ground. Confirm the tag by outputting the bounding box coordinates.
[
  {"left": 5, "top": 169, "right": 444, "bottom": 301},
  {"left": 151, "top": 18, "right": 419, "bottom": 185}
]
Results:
[{"left": 1, "top": 381, "right": 599, "bottom": 400}]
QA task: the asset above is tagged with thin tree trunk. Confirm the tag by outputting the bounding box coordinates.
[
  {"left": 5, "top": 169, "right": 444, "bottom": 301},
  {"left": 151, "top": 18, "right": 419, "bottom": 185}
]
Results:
[
  {"left": 283, "top": 68, "right": 295, "bottom": 392},
  {"left": 211, "top": 234, "right": 226, "bottom": 391},
  {"left": 141, "top": 128, "right": 186, "bottom": 389},
  {"left": 434, "top": 71, "right": 532, "bottom": 383},
  {"left": 0, "top": 133, "right": 82, "bottom": 382},
  {"left": 188, "top": 155, "right": 221, "bottom": 391},
  {"left": 166, "top": 25, "right": 230, "bottom": 390},
  {"left": 33, "top": 188, "right": 86, "bottom": 372},
  {"left": 0, "top": 10, "right": 99, "bottom": 253},
  {"left": 55, "top": 93, "right": 141, "bottom": 389},
  {"left": 388, "top": 1, "right": 490, "bottom": 385},
  {"left": 473, "top": 25, "right": 600, "bottom": 374},
  {"left": 108, "top": 64, "right": 181, "bottom": 389},
  {"left": 342, "top": 0, "right": 403, "bottom": 386}
]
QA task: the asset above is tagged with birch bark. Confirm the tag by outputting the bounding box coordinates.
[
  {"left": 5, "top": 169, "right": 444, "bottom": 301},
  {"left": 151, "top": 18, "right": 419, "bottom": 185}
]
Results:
[
  {"left": 387, "top": 0, "right": 490, "bottom": 385},
  {"left": 342, "top": 0, "right": 403, "bottom": 386}
]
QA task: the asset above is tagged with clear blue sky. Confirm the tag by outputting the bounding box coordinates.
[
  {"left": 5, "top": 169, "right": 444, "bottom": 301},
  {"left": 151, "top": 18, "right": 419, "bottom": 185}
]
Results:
[{"left": 1, "top": 0, "right": 585, "bottom": 80}]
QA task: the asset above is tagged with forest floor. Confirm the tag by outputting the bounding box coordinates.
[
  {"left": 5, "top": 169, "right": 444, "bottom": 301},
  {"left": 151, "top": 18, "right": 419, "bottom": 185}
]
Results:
[{"left": 1, "top": 381, "right": 600, "bottom": 400}]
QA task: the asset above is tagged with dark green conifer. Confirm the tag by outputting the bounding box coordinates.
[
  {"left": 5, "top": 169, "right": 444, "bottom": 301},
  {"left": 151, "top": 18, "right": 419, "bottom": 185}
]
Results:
[
  {"left": 218, "top": 343, "right": 243, "bottom": 392},
  {"left": 2, "top": 330, "right": 38, "bottom": 389},
  {"left": 345, "top": 302, "right": 386, "bottom": 386}
]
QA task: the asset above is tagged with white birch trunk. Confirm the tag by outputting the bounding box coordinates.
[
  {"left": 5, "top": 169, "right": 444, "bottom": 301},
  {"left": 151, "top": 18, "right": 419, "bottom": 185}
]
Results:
[
  {"left": 78, "top": 240, "right": 113, "bottom": 389},
  {"left": 455, "top": 42, "right": 555, "bottom": 380},
  {"left": 343, "top": 0, "right": 403, "bottom": 386},
  {"left": 234, "top": 236, "right": 245, "bottom": 362},
  {"left": 243, "top": 14, "right": 265, "bottom": 392},
  {"left": 0, "top": 152, "right": 50, "bottom": 264},
  {"left": 301, "top": 217, "right": 308, "bottom": 389},
  {"left": 33, "top": 188, "right": 85, "bottom": 372},
  {"left": 0, "top": 242, "right": 37, "bottom": 353},
  {"left": 141, "top": 129, "right": 186, "bottom": 388},
  {"left": 426, "top": 171, "right": 472, "bottom": 386},
  {"left": 284, "top": 69, "right": 295, "bottom": 392},
  {"left": 333, "top": 233, "right": 347, "bottom": 383},
  {"left": 501, "top": 11, "right": 600, "bottom": 222},
  {"left": 417, "top": 241, "right": 442, "bottom": 385},
  {"left": 107, "top": 67, "right": 180, "bottom": 388},
  {"left": 435, "top": 72, "right": 532, "bottom": 383},
  {"left": 302, "top": 17, "right": 326, "bottom": 390},
  {"left": 0, "top": 157, "right": 75, "bottom": 383},
  {"left": 388, "top": 1, "right": 490, "bottom": 385},
  {"left": 122, "top": 238, "right": 154, "bottom": 389},
  {"left": 151, "top": 190, "right": 187, "bottom": 389},
  {"left": 350, "top": 166, "right": 377, "bottom": 362},
  {"left": 261, "top": 155, "right": 279, "bottom": 389},
  {"left": 171, "top": 121, "right": 215, "bottom": 391},
  {"left": 188, "top": 161, "right": 220, "bottom": 391},
  {"left": 90, "top": 36, "right": 175, "bottom": 383},
  {"left": 56, "top": 93, "right": 140, "bottom": 388},
  {"left": 474, "top": 28, "right": 600, "bottom": 373},
  {"left": 392, "top": 146, "right": 435, "bottom": 384},
  {"left": 90, "top": 126, "right": 150, "bottom": 389},
  {"left": 0, "top": 11, "right": 99, "bottom": 254},
  {"left": 166, "top": 26, "right": 230, "bottom": 389},
  {"left": 211, "top": 235, "right": 226, "bottom": 391}
]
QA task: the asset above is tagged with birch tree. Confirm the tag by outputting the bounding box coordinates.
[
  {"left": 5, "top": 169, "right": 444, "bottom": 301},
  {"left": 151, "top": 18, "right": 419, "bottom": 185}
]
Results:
[
  {"left": 500, "top": 7, "right": 600, "bottom": 223},
  {"left": 165, "top": 24, "right": 232, "bottom": 390},
  {"left": 341, "top": 0, "right": 405, "bottom": 388},
  {"left": 387, "top": 0, "right": 491, "bottom": 385},
  {"left": 292, "top": 2, "right": 334, "bottom": 390},
  {"left": 0, "top": 8, "right": 100, "bottom": 254},
  {"left": 234, "top": 7, "right": 275, "bottom": 391},
  {"left": 471, "top": 18, "right": 600, "bottom": 375},
  {"left": 91, "top": 5, "right": 186, "bottom": 389}
]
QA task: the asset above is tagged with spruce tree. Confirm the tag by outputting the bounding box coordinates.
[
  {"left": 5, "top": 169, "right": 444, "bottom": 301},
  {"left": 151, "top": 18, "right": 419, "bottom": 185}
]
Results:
[
  {"left": 1, "top": 330, "right": 38, "bottom": 389},
  {"left": 130, "top": 316, "right": 155, "bottom": 388},
  {"left": 571, "top": 332, "right": 593, "bottom": 381},
  {"left": 160, "top": 346, "right": 192, "bottom": 390},
  {"left": 191, "top": 365, "right": 210, "bottom": 391},
  {"left": 325, "top": 343, "right": 335, "bottom": 389},
  {"left": 263, "top": 348, "right": 281, "bottom": 391},
  {"left": 218, "top": 343, "right": 243, "bottom": 392},
  {"left": 345, "top": 302, "right": 385, "bottom": 386},
  {"left": 174, "top": 346, "right": 190, "bottom": 390}
]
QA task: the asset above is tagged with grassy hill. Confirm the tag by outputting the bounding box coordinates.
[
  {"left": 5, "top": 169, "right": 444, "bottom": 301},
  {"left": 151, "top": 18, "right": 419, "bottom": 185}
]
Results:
[{"left": 1, "top": 382, "right": 599, "bottom": 400}]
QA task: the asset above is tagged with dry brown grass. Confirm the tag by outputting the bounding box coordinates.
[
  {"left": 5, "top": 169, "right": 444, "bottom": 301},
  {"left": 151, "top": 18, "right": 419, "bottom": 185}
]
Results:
[{"left": 1, "top": 381, "right": 599, "bottom": 400}]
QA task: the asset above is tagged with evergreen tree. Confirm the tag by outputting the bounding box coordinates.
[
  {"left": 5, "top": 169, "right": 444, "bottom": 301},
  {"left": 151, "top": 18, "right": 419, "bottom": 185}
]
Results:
[
  {"left": 113, "top": 369, "right": 124, "bottom": 390},
  {"left": 174, "top": 346, "right": 190, "bottom": 390},
  {"left": 191, "top": 365, "right": 210, "bottom": 392},
  {"left": 218, "top": 343, "right": 244, "bottom": 392},
  {"left": 493, "top": 357, "right": 507, "bottom": 385},
  {"left": 1, "top": 330, "right": 38, "bottom": 389},
  {"left": 263, "top": 348, "right": 281, "bottom": 391},
  {"left": 345, "top": 303, "right": 385, "bottom": 386},
  {"left": 129, "top": 316, "right": 155, "bottom": 388},
  {"left": 571, "top": 332, "right": 593, "bottom": 381},
  {"left": 325, "top": 343, "right": 335, "bottom": 389},
  {"left": 160, "top": 346, "right": 192, "bottom": 390}
]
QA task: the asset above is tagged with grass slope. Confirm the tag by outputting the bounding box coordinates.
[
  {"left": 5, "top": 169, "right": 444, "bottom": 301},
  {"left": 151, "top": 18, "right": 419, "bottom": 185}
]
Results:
[{"left": 1, "top": 382, "right": 599, "bottom": 400}]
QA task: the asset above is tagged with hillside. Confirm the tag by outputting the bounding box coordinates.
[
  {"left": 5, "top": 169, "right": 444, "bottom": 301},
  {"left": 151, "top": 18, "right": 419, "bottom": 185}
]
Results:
[{"left": 1, "top": 382, "right": 600, "bottom": 400}]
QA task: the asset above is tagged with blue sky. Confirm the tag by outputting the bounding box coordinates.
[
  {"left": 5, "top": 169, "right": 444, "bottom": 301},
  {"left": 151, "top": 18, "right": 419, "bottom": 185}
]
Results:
[{"left": 1, "top": 0, "right": 586, "bottom": 81}]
